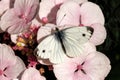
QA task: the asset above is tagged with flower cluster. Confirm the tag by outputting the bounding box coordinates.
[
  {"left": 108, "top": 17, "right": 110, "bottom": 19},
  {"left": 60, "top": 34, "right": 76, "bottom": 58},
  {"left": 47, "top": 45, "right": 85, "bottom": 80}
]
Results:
[{"left": 0, "top": 0, "right": 111, "bottom": 80}]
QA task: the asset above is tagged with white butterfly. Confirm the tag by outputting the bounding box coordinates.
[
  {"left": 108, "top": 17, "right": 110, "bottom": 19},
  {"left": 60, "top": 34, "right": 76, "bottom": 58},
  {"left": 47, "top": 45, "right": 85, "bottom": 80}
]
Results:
[{"left": 35, "top": 26, "right": 93, "bottom": 64}]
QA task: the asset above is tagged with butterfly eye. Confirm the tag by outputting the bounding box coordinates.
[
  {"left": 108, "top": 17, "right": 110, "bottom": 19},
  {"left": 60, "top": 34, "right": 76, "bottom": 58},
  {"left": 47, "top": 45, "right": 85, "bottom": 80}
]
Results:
[
  {"left": 42, "top": 50, "right": 46, "bottom": 53},
  {"left": 82, "top": 34, "right": 86, "bottom": 37}
]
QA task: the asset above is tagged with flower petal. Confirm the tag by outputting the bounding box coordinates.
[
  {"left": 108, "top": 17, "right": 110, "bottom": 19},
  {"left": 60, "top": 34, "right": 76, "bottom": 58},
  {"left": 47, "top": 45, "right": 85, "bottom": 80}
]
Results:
[
  {"left": 0, "top": 21, "right": 4, "bottom": 33},
  {"left": 0, "top": 44, "right": 16, "bottom": 70},
  {"left": 53, "top": 51, "right": 111, "bottom": 80},
  {"left": 89, "top": 23, "right": 107, "bottom": 45},
  {"left": 83, "top": 52, "right": 111, "bottom": 80},
  {"left": 39, "top": 0, "right": 67, "bottom": 23},
  {"left": 14, "top": 0, "right": 39, "bottom": 21},
  {"left": 0, "top": 9, "right": 30, "bottom": 34},
  {"left": 10, "top": 34, "right": 18, "bottom": 43},
  {"left": 21, "top": 67, "right": 46, "bottom": 80},
  {"left": 80, "top": 2, "right": 105, "bottom": 26},
  {"left": 0, "top": 0, "right": 10, "bottom": 16},
  {"left": 4, "top": 56, "right": 26, "bottom": 79},
  {"left": 0, "top": 75, "right": 10, "bottom": 80},
  {"left": 37, "top": 23, "right": 56, "bottom": 43},
  {"left": 71, "top": 0, "right": 87, "bottom": 4},
  {"left": 56, "top": 1, "right": 80, "bottom": 26}
]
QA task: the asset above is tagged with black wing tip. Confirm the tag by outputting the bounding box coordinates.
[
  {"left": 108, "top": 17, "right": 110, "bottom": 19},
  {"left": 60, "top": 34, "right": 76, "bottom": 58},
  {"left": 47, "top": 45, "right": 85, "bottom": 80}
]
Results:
[{"left": 86, "top": 27, "right": 94, "bottom": 35}]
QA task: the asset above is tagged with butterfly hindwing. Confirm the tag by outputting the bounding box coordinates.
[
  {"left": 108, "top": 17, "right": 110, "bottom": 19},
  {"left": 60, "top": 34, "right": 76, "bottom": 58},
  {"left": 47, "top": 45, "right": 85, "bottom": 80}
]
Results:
[{"left": 36, "top": 34, "right": 67, "bottom": 63}]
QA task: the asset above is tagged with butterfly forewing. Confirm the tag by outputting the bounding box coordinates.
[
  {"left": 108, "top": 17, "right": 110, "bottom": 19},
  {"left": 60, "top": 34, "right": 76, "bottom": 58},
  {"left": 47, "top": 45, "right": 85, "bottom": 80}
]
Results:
[{"left": 62, "top": 26, "right": 92, "bottom": 57}]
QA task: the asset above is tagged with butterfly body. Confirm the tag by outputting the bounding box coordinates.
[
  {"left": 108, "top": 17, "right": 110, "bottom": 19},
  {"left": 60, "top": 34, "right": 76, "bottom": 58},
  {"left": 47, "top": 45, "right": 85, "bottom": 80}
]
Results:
[{"left": 36, "top": 26, "right": 93, "bottom": 63}]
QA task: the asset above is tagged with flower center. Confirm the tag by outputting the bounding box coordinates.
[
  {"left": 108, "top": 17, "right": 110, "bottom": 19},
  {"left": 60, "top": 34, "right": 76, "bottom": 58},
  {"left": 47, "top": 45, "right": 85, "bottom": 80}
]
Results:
[
  {"left": 0, "top": 69, "right": 3, "bottom": 75},
  {"left": 77, "top": 65, "right": 83, "bottom": 70},
  {"left": 19, "top": 14, "right": 28, "bottom": 23},
  {"left": 75, "top": 62, "right": 86, "bottom": 74},
  {"left": 75, "top": 65, "right": 83, "bottom": 72}
]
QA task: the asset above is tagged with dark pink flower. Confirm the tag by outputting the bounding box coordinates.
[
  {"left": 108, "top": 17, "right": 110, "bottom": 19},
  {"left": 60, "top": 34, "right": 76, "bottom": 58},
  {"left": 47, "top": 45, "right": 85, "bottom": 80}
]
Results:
[
  {"left": 53, "top": 52, "right": 111, "bottom": 80},
  {"left": 0, "top": 44, "right": 26, "bottom": 80}
]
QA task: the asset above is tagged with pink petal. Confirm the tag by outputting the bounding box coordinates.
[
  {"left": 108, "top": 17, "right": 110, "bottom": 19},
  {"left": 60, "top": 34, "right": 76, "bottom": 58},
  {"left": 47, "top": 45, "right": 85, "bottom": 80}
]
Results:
[
  {"left": 53, "top": 52, "right": 111, "bottom": 80},
  {"left": 37, "top": 24, "right": 56, "bottom": 43},
  {"left": 4, "top": 56, "right": 26, "bottom": 79},
  {"left": 0, "top": 21, "right": 4, "bottom": 33},
  {"left": 10, "top": 34, "right": 19, "bottom": 43},
  {"left": 7, "top": 20, "right": 30, "bottom": 34},
  {"left": 0, "top": 44, "right": 16, "bottom": 70},
  {"left": 80, "top": 2, "right": 105, "bottom": 26},
  {"left": 32, "top": 19, "right": 42, "bottom": 27},
  {"left": 0, "top": 0, "right": 10, "bottom": 16},
  {"left": 39, "top": 0, "right": 67, "bottom": 23},
  {"left": 0, "top": 9, "right": 30, "bottom": 34},
  {"left": 83, "top": 42, "right": 96, "bottom": 54},
  {"left": 89, "top": 23, "right": 107, "bottom": 45},
  {"left": 83, "top": 52, "right": 111, "bottom": 80},
  {"left": 56, "top": 1, "right": 80, "bottom": 26},
  {"left": 71, "top": 0, "right": 88, "bottom": 4},
  {"left": 0, "top": 75, "right": 10, "bottom": 80},
  {"left": 21, "top": 67, "right": 46, "bottom": 80},
  {"left": 14, "top": 0, "right": 39, "bottom": 22},
  {"left": 0, "top": 44, "right": 26, "bottom": 79}
]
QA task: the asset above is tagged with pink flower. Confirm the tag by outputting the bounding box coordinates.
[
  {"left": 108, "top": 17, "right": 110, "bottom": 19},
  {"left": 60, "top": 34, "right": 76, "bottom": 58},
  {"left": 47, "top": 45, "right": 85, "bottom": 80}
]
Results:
[
  {"left": 39, "top": 0, "right": 87, "bottom": 24},
  {"left": 0, "top": 44, "right": 26, "bottom": 80},
  {"left": 21, "top": 67, "right": 46, "bottom": 80},
  {"left": 0, "top": 0, "right": 39, "bottom": 34},
  {"left": 53, "top": 52, "right": 111, "bottom": 80}
]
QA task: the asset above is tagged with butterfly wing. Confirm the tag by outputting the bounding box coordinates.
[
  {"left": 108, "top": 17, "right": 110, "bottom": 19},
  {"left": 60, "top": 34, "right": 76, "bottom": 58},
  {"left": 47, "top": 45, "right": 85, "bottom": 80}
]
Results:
[
  {"left": 62, "top": 26, "right": 93, "bottom": 57},
  {"left": 36, "top": 34, "right": 67, "bottom": 64}
]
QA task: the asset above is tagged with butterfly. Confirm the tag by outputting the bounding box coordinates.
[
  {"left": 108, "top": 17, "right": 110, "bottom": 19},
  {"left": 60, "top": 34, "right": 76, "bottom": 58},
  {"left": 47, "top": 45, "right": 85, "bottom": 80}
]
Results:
[{"left": 35, "top": 26, "right": 93, "bottom": 64}]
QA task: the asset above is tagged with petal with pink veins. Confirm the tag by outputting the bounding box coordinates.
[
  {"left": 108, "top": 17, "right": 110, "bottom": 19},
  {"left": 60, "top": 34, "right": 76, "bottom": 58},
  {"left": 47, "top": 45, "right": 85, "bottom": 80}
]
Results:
[
  {"left": 89, "top": 23, "right": 107, "bottom": 45},
  {"left": 56, "top": 1, "right": 80, "bottom": 26},
  {"left": 53, "top": 52, "right": 111, "bottom": 80},
  {"left": 21, "top": 67, "right": 46, "bottom": 80},
  {"left": 37, "top": 23, "right": 56, "bottom": 43},
  {"left": 14, "top": 0, "right": 39, "bottom": 22},
  {"left": 80, "top": 2, "right": 105, "bottom": 26},
  {"left": 4, "top": 56, "right": 26, "bottom": 79},
  {"left": 0, "top": 0, "right": 39, "bottom": 34},
  {"left": 0, "top": 44, "right": 26, "bottom": 79},
  {"left": 39, "top": 0, "right": 68, "bottom": 24},
  {"left": 0, "top": 9, "right": 30, "bottom": 34},
  {"left": 0, "top": 0, "right": 10, "bottom": 16}
]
